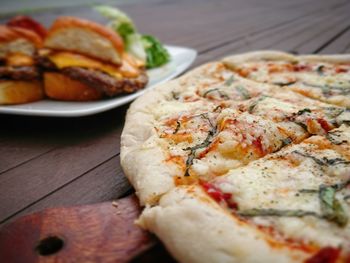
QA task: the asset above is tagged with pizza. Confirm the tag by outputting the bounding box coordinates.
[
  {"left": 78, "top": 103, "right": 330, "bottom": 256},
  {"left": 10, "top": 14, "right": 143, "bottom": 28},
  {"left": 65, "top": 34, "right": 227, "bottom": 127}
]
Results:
[
  {"left": 223, "top": 51, "right": 350, "bottom": 108},
  {"left": 120, "top": 51, "right": 350, "bottom": 262}
]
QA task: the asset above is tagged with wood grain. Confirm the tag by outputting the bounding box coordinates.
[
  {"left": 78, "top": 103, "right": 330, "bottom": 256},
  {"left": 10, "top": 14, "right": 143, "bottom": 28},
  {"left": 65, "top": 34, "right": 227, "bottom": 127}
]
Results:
[
  {"left": 0, "top": 106, "right": 128, "bottom": 224},
  {"left": 3, "top": 155, "right": 132, "bottom": 226},
  {"left": 0, "top": 196, "right": 155, "bottom": 263},
  {"left": 319, "top": 27, "right": 350, "bottom": 54}
]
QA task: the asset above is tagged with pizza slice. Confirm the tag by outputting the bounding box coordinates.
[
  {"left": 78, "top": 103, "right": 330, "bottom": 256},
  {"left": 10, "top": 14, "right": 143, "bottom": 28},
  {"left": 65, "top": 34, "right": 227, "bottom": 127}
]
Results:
[
  {"left": 241, "top": 93, "right": 350, "bottom": 135},
  {"left": 223, "top": 51, "right": 350, "bottom": 108},
  {"left": 121, "top": 62, "right": 276, "bottom": 205},
  {"left": 169, "top": 62, "right": 272, "bottom": 103},
  {"left": 138, "top": 125, "right": 350, "bottom": 263}
]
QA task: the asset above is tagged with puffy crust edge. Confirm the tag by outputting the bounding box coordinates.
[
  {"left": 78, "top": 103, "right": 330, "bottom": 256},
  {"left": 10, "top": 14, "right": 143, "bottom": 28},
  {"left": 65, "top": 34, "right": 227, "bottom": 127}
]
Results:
[
  {"left": 222, "top": 50, "right": 350, "bottom": 67},
  {"left": 138, "top": 185, "right": 310, "bottom": 263},
  {"left": 46, "top": 16, "right": 124, "bottom": 53},
  {"left": 120, "top": 79, "right": 180, "bottom": 205},
  {"left": 222, "top": 50, "right": 298, "bottom": 68},
  {"left": 297, "top": 54, "right": 350, "bottom": 63},
  {"left": 120, "top": 63, "right": 222, "bottom": 205}
]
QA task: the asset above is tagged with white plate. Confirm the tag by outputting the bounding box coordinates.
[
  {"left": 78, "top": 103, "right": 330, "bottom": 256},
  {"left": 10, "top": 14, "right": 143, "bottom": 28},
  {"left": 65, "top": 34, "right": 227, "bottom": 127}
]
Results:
[{"left": 0, "top": 45, "right": 197, "bottom": 117}]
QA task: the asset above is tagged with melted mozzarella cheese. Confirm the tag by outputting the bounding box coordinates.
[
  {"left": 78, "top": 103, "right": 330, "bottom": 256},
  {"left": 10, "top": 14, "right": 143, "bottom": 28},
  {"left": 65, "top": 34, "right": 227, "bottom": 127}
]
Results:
[
  {"left": 236, "top": 60, "right": 350, "bottom": 107},
  {"left": 6, "top": 53, "right": 34, "bottom": 66},
  {"left": 212, "top": 126, "right": 350, "bottom": 249}
]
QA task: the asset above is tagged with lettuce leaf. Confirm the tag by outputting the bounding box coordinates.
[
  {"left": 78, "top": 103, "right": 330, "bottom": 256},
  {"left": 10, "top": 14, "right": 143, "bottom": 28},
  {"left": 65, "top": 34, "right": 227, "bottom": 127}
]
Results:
[
  {"left": 141, "top": 35, "right": 170, "bottom": 68},
  {"left": 94, "top": 5, "right": 134, "bottom": 29},
  {"left": 94, "top": 5, "right": 170, "bottom": 68}
]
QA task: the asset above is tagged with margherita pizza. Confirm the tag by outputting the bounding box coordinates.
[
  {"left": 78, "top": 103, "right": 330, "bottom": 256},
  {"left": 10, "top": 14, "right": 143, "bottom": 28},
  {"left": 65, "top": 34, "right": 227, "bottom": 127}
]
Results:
[{"left": 121, "top": 51, "right": 350, "bottom": 263}]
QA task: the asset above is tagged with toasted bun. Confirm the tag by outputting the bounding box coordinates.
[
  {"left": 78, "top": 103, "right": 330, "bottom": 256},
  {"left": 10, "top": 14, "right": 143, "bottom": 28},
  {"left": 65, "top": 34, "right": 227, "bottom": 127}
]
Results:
[
  {"left": 0, "top": 80, "right": 44, "bottom": 104},
  {"left": 0, "top": 25, "right": 42, "bottom": 58},
  {"left": 44, "top": 17, "right": 124, "bottom": 65},
  {"left": 44, "top": 72, "right": 103, "bottom": 101},
  {"left": 7, "top": 16, "right": 47, "bottom": 39},
  {"left": 0, "top": 25, "right": 42, "bottom": 47}
]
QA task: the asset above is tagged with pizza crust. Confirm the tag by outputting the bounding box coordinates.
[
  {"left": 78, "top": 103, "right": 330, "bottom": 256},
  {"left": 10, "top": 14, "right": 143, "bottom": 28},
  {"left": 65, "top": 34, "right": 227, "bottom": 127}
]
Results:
[
  {"left": 222, "top": 50, "right": 298, "bottom": 69},
  {"left": 298, "top": 54, "right": 350, "bottom": 63},
  {"left": 138, "top": 185, "right": 310, "bottom": 263},
  {"left": 222, "top": 50, "right": 350, "bottom": 66},
  {"left": 121, "top": 79, "right": 180, "bottom": 205}
]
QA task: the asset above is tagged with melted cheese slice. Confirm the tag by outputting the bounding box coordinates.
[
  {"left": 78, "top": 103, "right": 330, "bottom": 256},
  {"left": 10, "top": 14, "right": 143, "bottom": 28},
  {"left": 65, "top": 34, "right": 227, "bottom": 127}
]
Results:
[
  {"left": 6, "top": 53, "right": 34, "bottom": 66},
  {"left": 48, "top": 51, "right": 141, "bottom": 78}
]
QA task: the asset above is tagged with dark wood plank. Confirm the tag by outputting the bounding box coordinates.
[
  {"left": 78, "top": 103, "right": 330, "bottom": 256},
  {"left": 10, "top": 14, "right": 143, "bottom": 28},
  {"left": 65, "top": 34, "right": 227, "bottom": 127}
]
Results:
[
  {"left": 2, "top": 155, "right": 131, "bottom": 225},
  {"left": 0, "top": 103, "right": 127, "bottom": 168},
  {"left": 187, "top": 2, "right": 349, "bottom": 62},
  {"left": 272, "top": 14, "right": 349, "bottom": 52},
  {"left": 0, "top": 106, "right": 128, "bottom": 224},
  {"left": 179, "top": 0, "right": 328, "bottom": 52},
  {"left": 318, "top": 27, "right": 350, "bottom": 54},
  {"left": 139, "top": 0, "right": 346, "bottom": 53},
  {"left": 193, "top": 14, "right": 317, "bottom": 60},
  {"left": 293, "top": 16, "right": 350, "bottom": 53},
  {"left": 0, "top": 138, "right": 58, "bottom": 174}
]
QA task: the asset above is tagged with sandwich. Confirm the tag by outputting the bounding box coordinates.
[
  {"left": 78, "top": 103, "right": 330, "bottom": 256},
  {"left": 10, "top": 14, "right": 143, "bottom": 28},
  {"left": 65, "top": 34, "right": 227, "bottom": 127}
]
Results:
[
  {"left": 38, "top": 16, "right": 148, "bottom": 101},
  {"left": 0, "top": 16, "right": 46, "bottom": 104}
]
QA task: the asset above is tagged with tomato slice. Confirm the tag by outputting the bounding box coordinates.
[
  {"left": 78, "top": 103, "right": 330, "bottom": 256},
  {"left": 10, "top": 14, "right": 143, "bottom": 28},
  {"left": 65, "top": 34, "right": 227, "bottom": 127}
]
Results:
[
  {"left": 305, "top": 247, "right": 340, "bottom": 263},
  {"left": 7, "top": 16, "right": 47, "bottom": 39}
]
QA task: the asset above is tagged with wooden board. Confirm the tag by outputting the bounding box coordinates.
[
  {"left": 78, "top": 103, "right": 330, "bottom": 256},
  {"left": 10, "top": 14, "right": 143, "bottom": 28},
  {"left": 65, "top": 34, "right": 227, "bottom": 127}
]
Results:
[{"left": 0, "top": 196, "right": 161, "bottom": 263}]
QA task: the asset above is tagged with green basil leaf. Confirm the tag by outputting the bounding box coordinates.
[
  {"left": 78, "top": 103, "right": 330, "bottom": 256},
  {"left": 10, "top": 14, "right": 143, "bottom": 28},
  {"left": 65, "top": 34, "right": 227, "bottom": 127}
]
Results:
[
  {"left": 319, "top": 185, "right": 348, "bottom": 227},
  {"left": 238, "top": 208, "right": 319, "bottom": 218}
]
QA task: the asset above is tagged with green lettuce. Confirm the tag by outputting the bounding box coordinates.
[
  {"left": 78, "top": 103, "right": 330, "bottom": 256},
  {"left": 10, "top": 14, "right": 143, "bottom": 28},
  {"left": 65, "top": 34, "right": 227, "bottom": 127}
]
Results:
[
  {"left": 141, "top": 35, "right": 170, "bottom": 68},
  {"left": 94, "top": 5, "right": 170, "bottom": 68}
]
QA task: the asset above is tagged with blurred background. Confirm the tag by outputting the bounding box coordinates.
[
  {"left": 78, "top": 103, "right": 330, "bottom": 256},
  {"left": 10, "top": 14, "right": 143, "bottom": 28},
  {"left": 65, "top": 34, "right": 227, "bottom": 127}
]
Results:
[
  {"left": 1, "top": 0, "right": 349, "bottom": 56},
  {"left": 0, "top": 0, "right": 129, "bottom": 15}
]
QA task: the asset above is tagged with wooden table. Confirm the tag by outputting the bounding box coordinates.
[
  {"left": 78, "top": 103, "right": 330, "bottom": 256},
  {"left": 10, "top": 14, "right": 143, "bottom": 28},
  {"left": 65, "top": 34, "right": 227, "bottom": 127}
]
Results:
[{"left": 0, "top": 0, "right": 349, "bottom": 261}]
